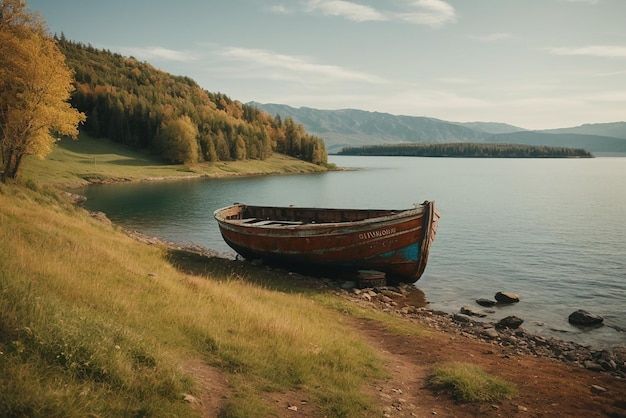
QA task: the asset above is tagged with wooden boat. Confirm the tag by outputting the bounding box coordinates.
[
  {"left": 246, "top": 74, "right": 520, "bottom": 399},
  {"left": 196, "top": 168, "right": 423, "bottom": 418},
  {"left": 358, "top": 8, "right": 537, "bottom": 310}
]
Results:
[{"left": 213, "top": 201, "right": 440, "bottom": 282}]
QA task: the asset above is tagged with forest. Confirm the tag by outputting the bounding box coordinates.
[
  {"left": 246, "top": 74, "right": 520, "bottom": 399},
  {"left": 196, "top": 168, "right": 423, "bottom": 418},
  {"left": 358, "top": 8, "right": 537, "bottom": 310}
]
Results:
[
  {"left": 57, "top": 38, "right": 327, "bottom": 166},
  {"left": 337, "top": 142, "right": 593, "bottom": 158}
]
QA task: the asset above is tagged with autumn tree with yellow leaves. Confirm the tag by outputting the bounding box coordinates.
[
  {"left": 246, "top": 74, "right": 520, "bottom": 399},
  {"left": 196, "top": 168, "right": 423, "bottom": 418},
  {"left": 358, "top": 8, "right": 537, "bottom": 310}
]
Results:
[
  {"left": 155, "top": 115, "right": 199, "bottom": 165},
  {"left": 0, "top": 0, "right": 85, "bottom": 181}
]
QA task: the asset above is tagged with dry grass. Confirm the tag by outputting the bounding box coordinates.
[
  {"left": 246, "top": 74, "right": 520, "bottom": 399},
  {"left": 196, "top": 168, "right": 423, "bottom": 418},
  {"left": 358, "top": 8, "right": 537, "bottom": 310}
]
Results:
[{"left": 0, "top": 183, "right": 387, "bottom": 417}]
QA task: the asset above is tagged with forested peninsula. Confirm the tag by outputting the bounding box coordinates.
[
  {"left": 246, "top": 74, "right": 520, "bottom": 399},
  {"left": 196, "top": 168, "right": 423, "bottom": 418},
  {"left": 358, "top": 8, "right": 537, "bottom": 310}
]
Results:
[
  {"left": 57, "top": 38, "right": 328, "bottom": 166},
  {"left": 337, "top": 143, "right": 593, "bottom": 158}
]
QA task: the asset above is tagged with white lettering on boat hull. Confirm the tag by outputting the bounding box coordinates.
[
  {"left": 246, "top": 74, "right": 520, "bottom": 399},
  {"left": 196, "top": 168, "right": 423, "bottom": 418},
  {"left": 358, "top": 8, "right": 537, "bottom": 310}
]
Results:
[{"left": 359, "top": 227, "right": 396, "bottom": 241}]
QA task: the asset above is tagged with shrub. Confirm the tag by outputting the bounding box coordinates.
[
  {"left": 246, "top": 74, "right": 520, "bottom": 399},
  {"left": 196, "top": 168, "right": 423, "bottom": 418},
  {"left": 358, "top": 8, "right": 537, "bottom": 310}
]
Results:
[{"left": 429, "top": 362, "right": 516, "bottom": 403}]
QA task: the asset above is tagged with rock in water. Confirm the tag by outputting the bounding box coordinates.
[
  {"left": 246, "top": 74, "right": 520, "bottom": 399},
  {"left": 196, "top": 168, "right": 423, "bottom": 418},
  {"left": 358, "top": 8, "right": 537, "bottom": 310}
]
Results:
[
  {"left": 495, "top": 292, "right": 520, "bottom": 304},
  {"left": 568, "top": 309, "right": 604, "bottom": 326},
  {"left": 460, "top": 306, "right": 487, "bottom": 317},
  {"left": 476, "top": 298, "right": 496, "bottom": 307}
]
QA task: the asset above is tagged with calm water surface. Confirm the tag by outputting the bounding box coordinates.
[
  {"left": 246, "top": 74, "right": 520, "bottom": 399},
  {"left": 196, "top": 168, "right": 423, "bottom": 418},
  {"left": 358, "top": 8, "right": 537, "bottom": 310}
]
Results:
[{"left": 77, "top": 156, "right": 626, "bottom": 348}]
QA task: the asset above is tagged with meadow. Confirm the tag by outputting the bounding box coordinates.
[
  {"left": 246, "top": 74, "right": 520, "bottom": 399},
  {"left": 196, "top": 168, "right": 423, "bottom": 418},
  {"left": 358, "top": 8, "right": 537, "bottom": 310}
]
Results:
[{"left": 21, "top": 133, "right": 329, "bottom": 189}]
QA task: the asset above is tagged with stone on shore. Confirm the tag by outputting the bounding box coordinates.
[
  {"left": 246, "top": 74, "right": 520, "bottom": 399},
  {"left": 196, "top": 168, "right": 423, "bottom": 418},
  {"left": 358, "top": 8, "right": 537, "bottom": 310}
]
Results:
[
  {"left": 497, "top": 315, "right": 524, "bottom": 329},
  {"left": 495, "top": 292, "right": 520, "bottom": 304},
  {"left": 334, "top": 277, "right": 626, "bottom": 378},
  {"left": 453, "top": 313, "right": 472, "bottom": 323},
  {"left": 584, "top": 361, "right": 604, "bottom": 372},
  {"left": 568, "top": 309, "right": 604, "bottom": 326},
  {"left": 482, "top": 327, "right": 500, "bottom": 339},
  {"left": 460, "top": 305, "right": 487, "bottom": 317}
]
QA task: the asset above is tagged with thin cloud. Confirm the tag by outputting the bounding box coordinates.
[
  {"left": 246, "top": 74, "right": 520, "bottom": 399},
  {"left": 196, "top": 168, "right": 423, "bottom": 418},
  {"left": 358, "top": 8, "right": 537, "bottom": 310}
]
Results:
[
  {"left": 394, "top": 0, "right": 457, "bottom": 28},
  {"left": 300, "top": 0, "right": 456, "bottom": 28},
  {"left": 220, "top": 47, "right": 387, "bottom": 83},
  {"left": 547, "top": 45, "right": 626, "bottom": 58},
  {"left": 304, "top": 0, "right": 387, "bottom": 22},
  {"left": 120, "top": 46, "right": 198, "bottom": 63}
]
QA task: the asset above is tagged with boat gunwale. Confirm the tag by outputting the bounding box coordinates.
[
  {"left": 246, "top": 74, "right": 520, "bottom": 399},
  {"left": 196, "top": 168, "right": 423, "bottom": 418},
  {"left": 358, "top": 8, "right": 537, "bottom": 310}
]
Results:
[{"left": 213, "top": 204, "right": 427, "bottom": 231}]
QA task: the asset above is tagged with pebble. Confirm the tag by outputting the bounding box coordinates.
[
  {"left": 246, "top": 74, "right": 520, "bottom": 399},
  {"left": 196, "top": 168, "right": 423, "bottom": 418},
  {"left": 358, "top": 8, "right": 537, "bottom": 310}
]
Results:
[
  {"left": 183, "top": 394, "right": 199, "bottom": 403},
  {"left": 584, "top": 361, "right": 604, "bottom": 372},
  {"left": 453, "top": 313, "right": 472, "bottom": 323},
  {"left": 483, "top": 328, "right": 500, "bottom": 339},
  {"left": 591, "top": 385, "right": 607, "bottom": 394}
]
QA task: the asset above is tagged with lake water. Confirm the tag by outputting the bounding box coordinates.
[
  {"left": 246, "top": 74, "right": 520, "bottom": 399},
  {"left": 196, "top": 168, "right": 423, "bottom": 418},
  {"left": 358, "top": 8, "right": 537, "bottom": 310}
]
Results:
[{"left": 76, "top": 156, "right": 626, "bottom": 349}]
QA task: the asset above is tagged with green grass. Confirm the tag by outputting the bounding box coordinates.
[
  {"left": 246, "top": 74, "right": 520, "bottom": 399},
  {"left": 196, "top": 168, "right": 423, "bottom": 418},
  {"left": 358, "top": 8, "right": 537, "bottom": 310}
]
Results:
[
  {"left": 0, "top": 183, "right": 390, "bottom": 417},
  {"left": 429, "top": 362, "right": 517, "bottom": 403},
  {"left": 21, "top": 132, "right": 328, "bottom": 188}
]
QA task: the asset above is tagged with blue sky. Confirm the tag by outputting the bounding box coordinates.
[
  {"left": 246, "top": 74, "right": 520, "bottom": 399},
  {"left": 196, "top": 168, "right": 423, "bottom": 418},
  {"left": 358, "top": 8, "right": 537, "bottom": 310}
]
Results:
[{"left": 28, "top": 0, "right": 626, "bottom": 129}]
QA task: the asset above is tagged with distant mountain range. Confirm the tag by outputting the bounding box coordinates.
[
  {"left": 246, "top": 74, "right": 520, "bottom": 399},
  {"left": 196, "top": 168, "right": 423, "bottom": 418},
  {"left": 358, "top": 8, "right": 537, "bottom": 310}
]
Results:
[{"left": 249, "top": 102, "right": 626, "bottom": 155}]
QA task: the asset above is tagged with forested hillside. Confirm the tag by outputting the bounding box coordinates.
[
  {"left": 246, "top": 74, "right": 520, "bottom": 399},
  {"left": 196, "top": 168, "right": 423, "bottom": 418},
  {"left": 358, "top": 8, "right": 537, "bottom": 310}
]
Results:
[{"left": 57, "top": 39, "right": 327, "bottom": 165}]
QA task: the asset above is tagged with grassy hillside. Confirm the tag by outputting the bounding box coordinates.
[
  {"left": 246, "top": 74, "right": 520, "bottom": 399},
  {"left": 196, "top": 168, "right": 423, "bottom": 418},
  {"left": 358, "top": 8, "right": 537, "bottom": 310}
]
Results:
[
  {"left": 0, "top": 131, "right": 406, "bottom": 417},
  {"left": 0, "top": 177, "right": 420, "bottom": 417}
]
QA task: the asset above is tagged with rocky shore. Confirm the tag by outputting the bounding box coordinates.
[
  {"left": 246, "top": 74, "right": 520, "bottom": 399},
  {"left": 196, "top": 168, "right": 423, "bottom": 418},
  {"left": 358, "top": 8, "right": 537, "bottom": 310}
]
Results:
[
  {"left": 120, "top": 227, "right": 626, "bottom": 384},
  {"left": 331, "top": 281, "right": 626, "bottom": 381}
]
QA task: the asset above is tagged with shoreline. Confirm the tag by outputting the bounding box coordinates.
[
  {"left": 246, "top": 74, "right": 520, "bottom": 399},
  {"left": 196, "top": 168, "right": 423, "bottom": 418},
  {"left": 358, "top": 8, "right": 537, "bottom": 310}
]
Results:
[
  {"left": 77, "top": 166, "right": 336, "bottom": 187},
  {"left": 122, "top": 227, "right": 626, "bottom": 381},
  {"left": 339, "top": 282, "right": 626, "bottom": 379}
]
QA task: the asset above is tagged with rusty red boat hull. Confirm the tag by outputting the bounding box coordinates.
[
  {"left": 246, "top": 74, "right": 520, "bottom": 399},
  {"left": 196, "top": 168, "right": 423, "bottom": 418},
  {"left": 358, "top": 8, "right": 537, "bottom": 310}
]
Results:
[{"left": 213, "top": 201, "right": 439, "bottom": 282}]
